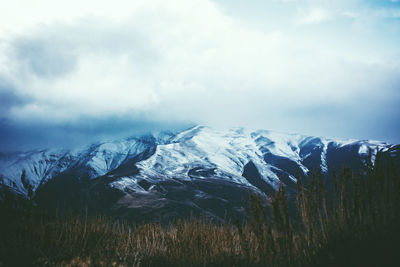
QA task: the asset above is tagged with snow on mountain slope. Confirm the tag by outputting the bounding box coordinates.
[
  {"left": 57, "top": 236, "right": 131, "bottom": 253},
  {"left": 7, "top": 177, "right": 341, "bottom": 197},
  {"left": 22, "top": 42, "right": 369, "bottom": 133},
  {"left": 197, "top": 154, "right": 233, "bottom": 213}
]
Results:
[
  {"left": 0, "top": 149, "right": 75, "bottom": 196},
  {"left": 0, "top": 125, "right": 395, "bottom": 199},
  {"left": 72, "top": 135, "right": 158, "bottom": 179},
  {"left": 0, "top": 135, "right": 160, "bottom": 197},
  {"left": 115, "top": 126, "right": 393, "bottom": 193},
  {"left": 134, "top": 126, "right": 296, "bottom": 190}
]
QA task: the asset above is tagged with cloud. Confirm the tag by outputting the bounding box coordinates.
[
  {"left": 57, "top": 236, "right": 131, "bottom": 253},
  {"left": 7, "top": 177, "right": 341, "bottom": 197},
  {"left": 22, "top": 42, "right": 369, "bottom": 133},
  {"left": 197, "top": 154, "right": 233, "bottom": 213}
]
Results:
[
  {"left": 12, "top": 34, "right": 77, "bottom": 78},
  {"left": 342, "top": 11, "right": 361, "bottom": 18},
  {"left": 298, "top": 7, "right": 332, "bottom": 24},
  {"left": 0, "top": 77, "right": 30, "bottom": 116},
  {"left": 0, "top": 0, "right": 399, "bottom": 145},
  {"left": 0, "top": 117, "right": 191, "bottom": 152}
]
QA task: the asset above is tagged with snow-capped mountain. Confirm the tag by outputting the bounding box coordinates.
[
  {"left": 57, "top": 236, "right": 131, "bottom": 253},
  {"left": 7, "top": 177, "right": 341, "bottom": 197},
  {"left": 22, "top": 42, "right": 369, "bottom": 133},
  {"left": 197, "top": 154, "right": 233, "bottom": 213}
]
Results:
[{"left": 1, "top": 126, "right": 398, "bottom": 221}]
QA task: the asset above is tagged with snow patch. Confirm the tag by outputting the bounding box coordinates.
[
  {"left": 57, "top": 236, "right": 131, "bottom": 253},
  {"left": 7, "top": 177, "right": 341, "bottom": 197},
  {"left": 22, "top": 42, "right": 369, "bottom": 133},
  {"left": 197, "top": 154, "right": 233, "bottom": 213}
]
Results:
[{"left": 320, "top": 140, "right": 329, "bottom": 173}]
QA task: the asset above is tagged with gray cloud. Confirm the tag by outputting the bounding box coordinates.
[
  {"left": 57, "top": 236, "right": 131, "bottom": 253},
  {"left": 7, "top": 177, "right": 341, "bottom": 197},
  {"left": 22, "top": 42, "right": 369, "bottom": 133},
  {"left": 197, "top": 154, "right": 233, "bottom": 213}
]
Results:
[
  {"left": 9, "top": 19, "right": 159, "bottom": 78},
  {"left": 0, "top": 117, "right": 192, "bottom": 152},
  {"left": 0, "top": 76, "right": 31, "bottom": 115},
  {"left": 13, "top": 35, "right": 77, "bottom": 78},
  {"left": 0, "top": 0, "right": 399, "bottom": 149}
]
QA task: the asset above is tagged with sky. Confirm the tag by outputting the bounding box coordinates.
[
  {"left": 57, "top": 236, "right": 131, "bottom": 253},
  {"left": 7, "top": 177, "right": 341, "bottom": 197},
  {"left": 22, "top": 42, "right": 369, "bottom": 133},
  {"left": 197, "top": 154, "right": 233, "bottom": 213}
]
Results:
[{"left": 0, "top": 0, "right": 399, "bottom": 151}]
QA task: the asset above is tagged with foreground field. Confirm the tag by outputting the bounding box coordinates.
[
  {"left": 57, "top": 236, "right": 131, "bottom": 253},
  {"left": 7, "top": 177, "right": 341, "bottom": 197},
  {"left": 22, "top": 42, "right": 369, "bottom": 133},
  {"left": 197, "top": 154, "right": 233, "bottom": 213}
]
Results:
[{"left": 1, "top": 153, "right": 399, "bottom": 266}]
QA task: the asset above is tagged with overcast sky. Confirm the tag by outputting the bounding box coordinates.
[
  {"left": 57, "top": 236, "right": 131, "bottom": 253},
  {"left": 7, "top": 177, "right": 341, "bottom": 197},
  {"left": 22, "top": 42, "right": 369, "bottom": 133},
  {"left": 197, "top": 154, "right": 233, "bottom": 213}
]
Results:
[{"left": 0, "top": 0, "right": 399, "bottom": 151}]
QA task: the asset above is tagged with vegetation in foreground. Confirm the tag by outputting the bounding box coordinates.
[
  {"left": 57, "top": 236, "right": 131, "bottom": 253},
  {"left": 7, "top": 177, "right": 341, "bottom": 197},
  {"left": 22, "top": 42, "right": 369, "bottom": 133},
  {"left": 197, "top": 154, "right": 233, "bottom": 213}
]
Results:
[{"left": 0, "top": 152, "right": 399, "bottom": 266}]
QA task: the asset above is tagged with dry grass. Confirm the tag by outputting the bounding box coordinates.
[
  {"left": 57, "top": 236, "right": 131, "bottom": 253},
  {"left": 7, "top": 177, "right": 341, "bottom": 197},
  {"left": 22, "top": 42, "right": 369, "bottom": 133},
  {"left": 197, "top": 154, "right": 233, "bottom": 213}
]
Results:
[{"left": 0, "top": 150, "right": 399, "bottom": 266}]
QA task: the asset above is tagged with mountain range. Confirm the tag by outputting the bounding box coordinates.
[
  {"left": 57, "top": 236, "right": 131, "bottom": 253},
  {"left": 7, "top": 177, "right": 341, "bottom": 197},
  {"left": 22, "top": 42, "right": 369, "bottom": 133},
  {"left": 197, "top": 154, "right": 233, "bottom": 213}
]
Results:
[{"left": 1, "top": 125, "right": 399, "bottom": 222}]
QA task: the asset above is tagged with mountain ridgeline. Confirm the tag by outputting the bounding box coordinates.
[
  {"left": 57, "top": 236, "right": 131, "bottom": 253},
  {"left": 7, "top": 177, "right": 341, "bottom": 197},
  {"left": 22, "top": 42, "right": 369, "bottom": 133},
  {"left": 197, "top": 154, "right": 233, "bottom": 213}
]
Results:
[{"left": 0, "top": 126, "right": 399, "bottom": 222}]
